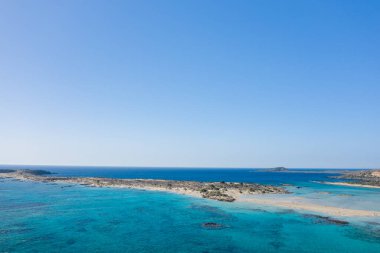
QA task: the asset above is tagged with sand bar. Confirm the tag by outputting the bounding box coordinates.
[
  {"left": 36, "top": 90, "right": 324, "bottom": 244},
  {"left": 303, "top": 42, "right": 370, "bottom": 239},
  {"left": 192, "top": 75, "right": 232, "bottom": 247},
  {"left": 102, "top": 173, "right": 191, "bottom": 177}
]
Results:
[
  {"left": 319, "top": 181, "right": 380, "bottom": 189},
  {"left": 237, "top": 195, "right": 380, "bottom": 217}
]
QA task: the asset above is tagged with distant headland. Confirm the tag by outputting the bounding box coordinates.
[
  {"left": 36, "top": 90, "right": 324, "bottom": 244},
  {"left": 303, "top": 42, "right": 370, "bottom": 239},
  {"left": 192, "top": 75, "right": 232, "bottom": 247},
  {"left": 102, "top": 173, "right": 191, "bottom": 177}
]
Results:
[
  {"left": 255, "top": 167, "right": 289, "bottom": 172},
  {"left": 319, "top": 169, "right": 380, "bottom": 189}
]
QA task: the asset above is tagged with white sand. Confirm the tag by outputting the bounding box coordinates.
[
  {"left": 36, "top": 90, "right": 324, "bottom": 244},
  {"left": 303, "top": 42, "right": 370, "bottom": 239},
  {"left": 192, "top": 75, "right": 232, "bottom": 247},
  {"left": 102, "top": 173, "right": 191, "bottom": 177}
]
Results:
[
  {"left": 237, "top": 195, "right": 380, "bottom": 217},
  {"left": 321, "top": 181, "right": 380, "bottom": 189}
]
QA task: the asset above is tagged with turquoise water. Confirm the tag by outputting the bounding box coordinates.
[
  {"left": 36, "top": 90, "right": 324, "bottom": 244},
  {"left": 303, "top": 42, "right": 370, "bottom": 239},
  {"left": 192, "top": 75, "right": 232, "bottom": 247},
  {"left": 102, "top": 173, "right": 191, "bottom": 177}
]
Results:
[{"left": 1, "top": 168, "right": 380, "bottom": 252}]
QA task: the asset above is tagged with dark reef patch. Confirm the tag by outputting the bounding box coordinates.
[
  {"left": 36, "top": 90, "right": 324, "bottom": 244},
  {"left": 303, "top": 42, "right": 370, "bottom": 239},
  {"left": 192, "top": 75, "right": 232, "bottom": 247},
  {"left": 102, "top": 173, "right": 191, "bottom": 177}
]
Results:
[
  {"left": 303, "top": 214, "right": 349, "bottom": 225},
  {"left": 201, "top": 222, "right": 227, "bottom": 229},
  {"left": 276, "top": 209, "right": 297, "bottom": 215},
  {"left": 345, "top": 225, "right": 380, "bottom": 244}
]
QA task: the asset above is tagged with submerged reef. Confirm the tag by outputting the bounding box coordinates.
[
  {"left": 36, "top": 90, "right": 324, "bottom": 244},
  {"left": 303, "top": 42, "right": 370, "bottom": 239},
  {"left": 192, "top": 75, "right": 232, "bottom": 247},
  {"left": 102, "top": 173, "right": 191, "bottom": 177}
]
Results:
[{"left": 303, "top": 214, "right": 349, "bottom": 225}]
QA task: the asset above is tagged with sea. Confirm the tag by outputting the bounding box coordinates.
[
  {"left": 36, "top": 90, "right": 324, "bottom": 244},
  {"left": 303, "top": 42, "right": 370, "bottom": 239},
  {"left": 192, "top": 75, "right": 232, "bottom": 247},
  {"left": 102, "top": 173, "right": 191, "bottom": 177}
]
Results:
[{"left": 1, "top": 165, "right": 380, "bottom": 253}]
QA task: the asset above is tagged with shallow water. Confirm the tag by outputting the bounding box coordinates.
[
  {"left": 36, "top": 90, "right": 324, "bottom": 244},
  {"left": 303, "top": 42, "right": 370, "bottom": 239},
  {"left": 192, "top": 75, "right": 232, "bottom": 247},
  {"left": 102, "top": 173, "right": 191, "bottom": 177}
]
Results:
[{"left": 1, "top": 167, "right": 380, "bottom": 252}]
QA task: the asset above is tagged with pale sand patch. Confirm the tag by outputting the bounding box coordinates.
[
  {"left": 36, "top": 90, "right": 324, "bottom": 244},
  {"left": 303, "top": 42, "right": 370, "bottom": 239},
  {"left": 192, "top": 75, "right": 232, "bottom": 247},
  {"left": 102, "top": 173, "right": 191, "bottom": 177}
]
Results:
[
  {"left": 321, "top": 182, "right": 380, "bottom": 189},
  {"left": 113, "top": 185, "right": 204, "bottom": 199},
  {"left": 237, "top": 195, "right": 380, "bottom": 217}
]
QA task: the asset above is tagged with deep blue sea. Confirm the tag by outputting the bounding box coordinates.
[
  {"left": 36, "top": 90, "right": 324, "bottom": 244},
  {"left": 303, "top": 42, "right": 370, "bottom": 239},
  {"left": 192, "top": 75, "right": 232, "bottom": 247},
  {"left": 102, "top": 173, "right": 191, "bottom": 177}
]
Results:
[{"left": 1, "top": 166, "right": 380, "bottom": 252}]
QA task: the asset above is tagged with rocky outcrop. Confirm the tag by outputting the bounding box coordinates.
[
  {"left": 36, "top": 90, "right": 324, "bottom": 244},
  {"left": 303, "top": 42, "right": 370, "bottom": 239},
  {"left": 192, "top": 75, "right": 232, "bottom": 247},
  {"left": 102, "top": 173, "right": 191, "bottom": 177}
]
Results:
[
  {"left": 334, "top": 169, "right": 380, "bottom": 187},
  {"left": 202, "top": 222, "right": 225, "bottom": 229}
]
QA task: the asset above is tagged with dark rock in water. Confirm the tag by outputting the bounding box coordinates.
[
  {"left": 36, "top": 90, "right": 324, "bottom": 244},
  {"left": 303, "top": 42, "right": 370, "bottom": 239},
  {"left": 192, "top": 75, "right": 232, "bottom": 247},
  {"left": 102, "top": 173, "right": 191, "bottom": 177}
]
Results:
[
  {"left": 61, "top": 185, "right": 74, "bottom": 188},
  {"left": 201, "top": 190, "right": 236, "bottom": 202},
  {"left": 276, "top": 209, "right": 296, "bottom": 215},
  {"left": 249, "top": 208, "right": 268, "bottom": 213},
  {"left": 326, "top": 218, "right": 349, "bottom": 225},
  {"left": 202, "top": 222, "right": 224, "bottom": 229},
  {"left": 303, "top": 214, "right": 349, "bottom": 225}
]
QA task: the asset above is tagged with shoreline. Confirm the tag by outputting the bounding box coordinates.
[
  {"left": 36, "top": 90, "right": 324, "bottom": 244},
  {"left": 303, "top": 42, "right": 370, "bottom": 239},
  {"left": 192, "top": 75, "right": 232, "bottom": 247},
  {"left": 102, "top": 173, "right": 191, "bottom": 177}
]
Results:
[
  {"left": 2, "top": 169, "right": 380, "bottom": 218},
  {"left": 0, "top": 169, "right": 287, "bottom": 202},
  {"left": 237, "top": 195, "right": 380, "bottom": 217},
  {"left": 317, "top": 181, "right": 380, "bottom": 189}
]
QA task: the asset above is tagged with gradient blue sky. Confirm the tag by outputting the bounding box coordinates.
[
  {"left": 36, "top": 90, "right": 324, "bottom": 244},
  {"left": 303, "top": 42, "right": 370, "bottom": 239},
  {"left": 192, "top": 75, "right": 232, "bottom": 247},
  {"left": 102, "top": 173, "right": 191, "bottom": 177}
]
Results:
[{"left": 0, "top": 0, "right": 379, "bottom": 168}]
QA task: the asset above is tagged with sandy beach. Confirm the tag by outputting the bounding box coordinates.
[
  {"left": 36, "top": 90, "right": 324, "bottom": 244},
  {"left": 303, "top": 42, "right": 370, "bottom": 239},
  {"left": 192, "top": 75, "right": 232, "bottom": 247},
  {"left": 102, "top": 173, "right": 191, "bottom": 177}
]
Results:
[
  {"left": 237, "top": 195, "right": 380, "bottom": 217},
  {"left": 101, "top": 184, "right": 380, "bottom": 217},
  {"left": 319, "top": 181, "right": 380, "bottom": 189}
]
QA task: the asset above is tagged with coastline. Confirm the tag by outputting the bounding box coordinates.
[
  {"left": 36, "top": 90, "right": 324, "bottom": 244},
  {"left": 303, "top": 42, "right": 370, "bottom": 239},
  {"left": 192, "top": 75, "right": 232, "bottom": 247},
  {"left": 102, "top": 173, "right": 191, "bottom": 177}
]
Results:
[
  {"left": 237, "top": 195, "right": 380, "bottom": 217},
  {"left": 2, "top": 169, "right": 380, "bottom": 218},
  {"left": 0, "top": 169, "right": 287, "bottom": 202},
  {"left": 317, "top": 181, "right": 380, "bottom": 189}
]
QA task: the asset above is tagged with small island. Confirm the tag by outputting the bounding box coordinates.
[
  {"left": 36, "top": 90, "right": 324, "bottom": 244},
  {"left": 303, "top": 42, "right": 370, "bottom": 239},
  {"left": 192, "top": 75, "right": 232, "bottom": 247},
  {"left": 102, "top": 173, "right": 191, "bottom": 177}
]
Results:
[
  {"left": 0, "top": 169, "right": 288, "bottom": 202},
  {"left": 256, "top": 167, "right": 289, "bottom": 172},
  {"left": 2, "top": 169, "right": 380, "bottom": 217},
  {"left": 269, "top": 167, "right": 288, "bottom": 172}
]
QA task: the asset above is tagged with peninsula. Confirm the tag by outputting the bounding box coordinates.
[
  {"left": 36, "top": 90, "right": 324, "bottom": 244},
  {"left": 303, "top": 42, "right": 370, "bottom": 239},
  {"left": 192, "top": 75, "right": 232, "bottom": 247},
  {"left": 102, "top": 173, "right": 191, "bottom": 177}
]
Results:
[
  {"left": 2, "top": 169, "right": 380, "bottom": 217},
  {"left": 0, "top": 169, "right": 288, "bottom": 202},
  {"left": 320, "top": 169, "right": 380, "bottom": 189}
]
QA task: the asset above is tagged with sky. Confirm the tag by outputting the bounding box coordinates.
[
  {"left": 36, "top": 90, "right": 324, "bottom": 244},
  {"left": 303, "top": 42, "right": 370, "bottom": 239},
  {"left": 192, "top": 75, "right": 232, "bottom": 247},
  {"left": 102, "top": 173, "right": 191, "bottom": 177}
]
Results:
[{"left": 0, "top": 0, "right": 379, "bottom": 168}]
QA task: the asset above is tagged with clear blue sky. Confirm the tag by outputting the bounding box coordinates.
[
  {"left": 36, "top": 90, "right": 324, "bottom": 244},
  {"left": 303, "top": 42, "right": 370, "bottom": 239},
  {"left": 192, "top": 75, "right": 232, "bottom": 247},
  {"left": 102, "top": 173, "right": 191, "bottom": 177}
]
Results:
[{"left": 0, "top": 0, "right": 379, "bottom": 168}]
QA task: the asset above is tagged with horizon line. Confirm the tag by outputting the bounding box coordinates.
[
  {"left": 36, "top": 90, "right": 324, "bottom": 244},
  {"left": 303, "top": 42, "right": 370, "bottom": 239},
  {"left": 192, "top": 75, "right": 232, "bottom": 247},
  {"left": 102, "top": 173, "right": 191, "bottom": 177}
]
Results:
[{"left": 0, "top": 163, "right": 374, "bottom": 170}]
